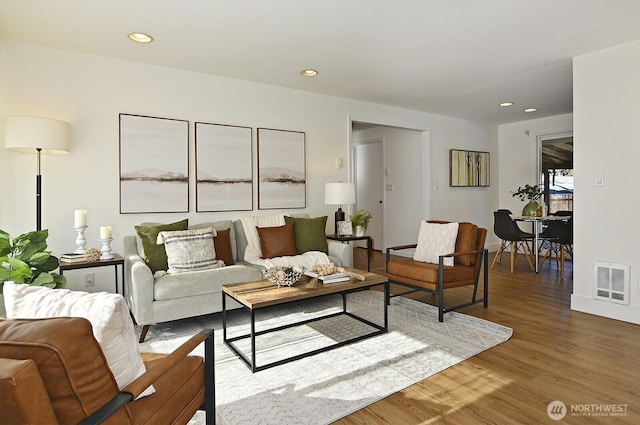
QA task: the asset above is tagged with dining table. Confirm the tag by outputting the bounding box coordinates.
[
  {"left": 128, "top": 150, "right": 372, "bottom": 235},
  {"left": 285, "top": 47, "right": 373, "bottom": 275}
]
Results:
[{"left": 511, "top": 215, "right": 571, "bottom": 272}]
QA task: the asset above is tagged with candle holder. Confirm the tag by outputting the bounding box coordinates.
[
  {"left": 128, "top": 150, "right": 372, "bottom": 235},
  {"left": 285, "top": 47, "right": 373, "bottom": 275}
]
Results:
[
  {"left": 73, "top": 225, "right": 88, "bottom": 254},
  {"left": 99, "top": 238, "right": 114, "bottom": 260}
]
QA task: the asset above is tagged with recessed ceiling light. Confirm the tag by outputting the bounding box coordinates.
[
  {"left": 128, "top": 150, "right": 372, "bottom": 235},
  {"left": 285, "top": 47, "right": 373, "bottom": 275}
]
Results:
[
  {"left": 524, "top": 108, "right": 537, "bottom": 113},
  {"left": 128, "top": 32, "right": 154, "bottom": 43},
  {"left": 499, "top": 102, "right": 514, "bottom": 107},
  {"left": 300, "top": 69, "right": 318, "bottom": 77}
]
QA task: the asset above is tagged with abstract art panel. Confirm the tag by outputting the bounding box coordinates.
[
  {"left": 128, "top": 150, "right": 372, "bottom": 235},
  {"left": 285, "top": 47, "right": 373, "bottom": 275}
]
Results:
[
  {"left": 119, "top": 114, "right": 189, "bottom": 213},
  {"left": 450, "top": 149, "right": 490, "bottom": 187},
  {"left": 257, "top": 128, "right": 306, "bottom": 209},
  {"left": 195, "top": 122, "right": 253, "bottom": 212}
]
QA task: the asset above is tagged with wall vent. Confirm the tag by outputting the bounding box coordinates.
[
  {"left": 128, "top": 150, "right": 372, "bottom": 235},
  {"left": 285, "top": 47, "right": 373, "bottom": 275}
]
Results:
[{"left": 593, "top": 261, "right": 630, "bottom": 305}]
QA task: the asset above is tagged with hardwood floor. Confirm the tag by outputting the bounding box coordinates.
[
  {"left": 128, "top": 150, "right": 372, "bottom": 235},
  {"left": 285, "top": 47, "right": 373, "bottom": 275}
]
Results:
[{"left": 337, "top": 248, "right": 640, "bottom": 424}]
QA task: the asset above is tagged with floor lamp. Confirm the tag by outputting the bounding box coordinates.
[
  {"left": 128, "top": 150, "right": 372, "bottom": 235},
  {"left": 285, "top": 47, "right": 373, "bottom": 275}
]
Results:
[
  {"left": 4, "top": 116, "right": 71, "bottom": 231},
  {"left": 325, "top": 182, "right": 356, "bottom": 235}
]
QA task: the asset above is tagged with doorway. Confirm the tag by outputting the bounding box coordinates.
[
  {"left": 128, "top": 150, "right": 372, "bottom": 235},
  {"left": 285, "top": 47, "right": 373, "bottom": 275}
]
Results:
[
  {"left": 538, "top": 133, "right": 573, "bottom": 214},
  {"left": 353, "top": 139, "right": 384, "bottom": 249}
]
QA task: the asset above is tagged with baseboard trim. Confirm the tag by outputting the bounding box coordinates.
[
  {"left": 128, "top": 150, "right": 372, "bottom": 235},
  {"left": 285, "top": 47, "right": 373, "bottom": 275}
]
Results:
[{"left": 571, "top": 294, "right": 640, "bottom": 325}]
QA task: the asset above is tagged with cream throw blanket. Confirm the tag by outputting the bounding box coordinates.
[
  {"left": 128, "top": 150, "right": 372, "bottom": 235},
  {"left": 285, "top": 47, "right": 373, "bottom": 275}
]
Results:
[{"left": 240, "top": 214, "right": 331, "bottom": 269}]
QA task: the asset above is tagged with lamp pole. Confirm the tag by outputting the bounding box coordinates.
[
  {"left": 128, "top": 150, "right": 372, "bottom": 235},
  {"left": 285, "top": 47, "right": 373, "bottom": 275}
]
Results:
[{"left": 36, "top": 147, "right": 42, "bottom": 230}]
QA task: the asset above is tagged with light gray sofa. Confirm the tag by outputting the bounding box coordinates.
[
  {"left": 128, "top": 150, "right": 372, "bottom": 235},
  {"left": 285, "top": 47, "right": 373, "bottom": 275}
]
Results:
[{"left": 123, "top": 214, "right": 351, "bottom": 342}]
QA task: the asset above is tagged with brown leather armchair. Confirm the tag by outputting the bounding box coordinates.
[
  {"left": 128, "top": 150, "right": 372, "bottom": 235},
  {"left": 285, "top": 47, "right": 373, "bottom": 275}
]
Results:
[
  {"left": 0, "top": 317, "right": 215, "bottom": 425},
  {"left": 386, "top": 220, "right": 488, "bottom": 321}
]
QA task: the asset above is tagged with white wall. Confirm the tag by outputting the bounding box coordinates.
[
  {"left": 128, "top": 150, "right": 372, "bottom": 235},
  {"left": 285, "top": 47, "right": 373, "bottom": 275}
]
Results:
[
  {"left": 0, "top": 40, "right": 497, "bottom": 291},
  {"left": 497, "top": 113, "right": 573, "bottom": 215},
  {"left": 353, "top": 122, "right": 498, "bottom": 250},
  {"left": 571, "top": 39, "right": 640, "bottom": 324}
]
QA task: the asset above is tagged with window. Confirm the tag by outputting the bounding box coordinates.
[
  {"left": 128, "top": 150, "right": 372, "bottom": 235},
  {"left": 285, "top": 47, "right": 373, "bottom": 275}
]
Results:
[{"left": 538, "top": 134, "right": 573, "bottom": 214}]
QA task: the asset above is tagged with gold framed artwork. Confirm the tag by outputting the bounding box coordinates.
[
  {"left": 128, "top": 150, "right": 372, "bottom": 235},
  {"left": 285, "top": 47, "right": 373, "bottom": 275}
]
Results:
[{"left": 449, "top": 149, "right": 490, "bottom": 187}]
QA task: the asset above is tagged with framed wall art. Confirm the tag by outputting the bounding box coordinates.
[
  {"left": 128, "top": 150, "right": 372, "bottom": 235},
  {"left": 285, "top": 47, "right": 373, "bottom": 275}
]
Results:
[
  {"left": 195, "top": 122, "right": 253, "bottom": 212},
  {"left": 257, "top": 128, "right": 306, "bottom": 209},
  {"left": 119, "top": 114, "right": 189, "bottom": 213},
  {"left": 450, "top": 149, "right": 490, "bottom": 187}
]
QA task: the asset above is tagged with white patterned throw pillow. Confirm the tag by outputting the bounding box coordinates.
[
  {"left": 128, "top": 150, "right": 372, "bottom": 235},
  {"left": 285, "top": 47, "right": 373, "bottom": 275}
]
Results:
[
  {"left": 157, "top": 227, "right": 223, "bottom": 274},
  {"left": 2, "top": 281, "right": 155, "bottom": 398},
  {"left": 413, "top": 221, "right": 459, "bottom": 266}
]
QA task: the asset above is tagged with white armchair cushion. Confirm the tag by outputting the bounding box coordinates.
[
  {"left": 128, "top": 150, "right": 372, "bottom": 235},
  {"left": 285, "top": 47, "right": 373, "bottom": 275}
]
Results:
[{"left": 413, "top": 221, "right": 459, "bottom": 266}]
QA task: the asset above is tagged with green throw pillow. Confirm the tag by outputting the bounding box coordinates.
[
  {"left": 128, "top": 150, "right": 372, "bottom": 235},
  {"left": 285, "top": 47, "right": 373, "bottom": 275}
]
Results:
[
  {"left": 135, "top": 219, "right": 189, "bottom": 273},
  {"left": 284, "top": 216, "right": 328, "bottom": 254}
]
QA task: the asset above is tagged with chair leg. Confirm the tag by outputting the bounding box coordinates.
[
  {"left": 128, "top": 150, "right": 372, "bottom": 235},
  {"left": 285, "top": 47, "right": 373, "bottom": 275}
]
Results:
[
  {"left": 510, "top": 242, "right": 516, "bottom": 273},
  {"left": 539, "top": 244, "right": 552, "bottom": 269},
  {"left": 491, "top": 241, "right": 506, "bottom": 269},
  {"left": 139, "top": 325, "right": 150, "bottom": 343},
  {"left": 521, "top": 241, "right": 535, "bottom": 271},
  {"left": 560, "top": 245, "right": 565, "bottom": 280}
]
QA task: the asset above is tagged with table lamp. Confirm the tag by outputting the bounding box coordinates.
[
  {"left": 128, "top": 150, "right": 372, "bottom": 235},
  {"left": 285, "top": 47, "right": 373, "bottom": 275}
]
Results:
[
  {"left": 325, "top": 182, "right": 356, "bottom": 235},
  {"left": 4, "top": 116, "right": 71, "bottom": 230}
]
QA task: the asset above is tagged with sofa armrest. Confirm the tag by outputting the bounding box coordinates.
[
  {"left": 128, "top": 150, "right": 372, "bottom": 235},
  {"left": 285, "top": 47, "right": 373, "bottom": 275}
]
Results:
[
  {"left": 123, "top": 235, "right": 155, "bottom": 326},
  {"left": 0, "top": 358, "right": 59, "bottom": 425},
  {"left": 328, "top": 240, "right": 352, "bottom": 267}
]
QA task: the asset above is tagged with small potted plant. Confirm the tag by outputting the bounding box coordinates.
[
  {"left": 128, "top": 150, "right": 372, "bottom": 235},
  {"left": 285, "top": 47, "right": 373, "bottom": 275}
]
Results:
[
  {"left": 511, "top": 184, "right": 543, "bottom": 216},
  {"left": 350, "top": 209, "right": 372, "bottom": 237}
]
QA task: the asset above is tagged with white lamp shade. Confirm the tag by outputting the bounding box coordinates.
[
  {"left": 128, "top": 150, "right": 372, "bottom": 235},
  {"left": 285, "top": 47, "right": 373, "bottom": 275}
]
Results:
[
  {"left": 4, "top": 116, "right": 71, "bottom": 154},
  {"left": 325, "top": 182, "right": 356, "bottom": 205}
]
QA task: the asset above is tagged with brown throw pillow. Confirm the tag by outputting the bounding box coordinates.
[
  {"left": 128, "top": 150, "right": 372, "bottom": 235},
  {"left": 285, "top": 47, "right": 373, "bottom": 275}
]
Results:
[
  {"left": 257, "top": 223, "right": 297, "bottom": 259},
  {"left": 214, "top": 228, "right": 235, "bottom": 265}
]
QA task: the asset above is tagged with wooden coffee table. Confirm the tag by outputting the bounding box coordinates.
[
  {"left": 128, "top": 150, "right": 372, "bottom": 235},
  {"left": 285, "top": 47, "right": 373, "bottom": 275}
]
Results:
[{"left": 222, "top": 268, "right": 389, "bottom": 372}]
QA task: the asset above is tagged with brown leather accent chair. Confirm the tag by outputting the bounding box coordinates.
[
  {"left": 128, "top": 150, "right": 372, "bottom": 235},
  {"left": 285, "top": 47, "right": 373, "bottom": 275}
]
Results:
[
  {"left": 0, "top": 317, "right": 215, "bottom": 425},
  {"left": 386, "top": 221, "right": 489, "bottom": 321}
]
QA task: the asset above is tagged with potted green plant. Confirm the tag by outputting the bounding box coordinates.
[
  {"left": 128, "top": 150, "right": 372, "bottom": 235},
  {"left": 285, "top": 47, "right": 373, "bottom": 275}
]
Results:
[
  {"left": 350, "top": 209, "right": 372, "bottom": 236},
  {"left": 0, "top": 229, "right": 67, "bottom": 295},
  {"left": 511, "top": 184, "right": 543, "bottom": 216}
]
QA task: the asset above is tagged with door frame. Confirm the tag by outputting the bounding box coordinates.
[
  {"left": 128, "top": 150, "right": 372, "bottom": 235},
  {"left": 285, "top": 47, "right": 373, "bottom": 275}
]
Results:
[{"left": 352, "top": 137, "right": 385, "bottom": 249}]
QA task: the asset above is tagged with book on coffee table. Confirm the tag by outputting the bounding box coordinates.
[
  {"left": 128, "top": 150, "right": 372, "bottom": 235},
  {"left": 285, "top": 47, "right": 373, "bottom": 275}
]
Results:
[{"left": 304, "top": 271, "right": 350, "bottom": 283}]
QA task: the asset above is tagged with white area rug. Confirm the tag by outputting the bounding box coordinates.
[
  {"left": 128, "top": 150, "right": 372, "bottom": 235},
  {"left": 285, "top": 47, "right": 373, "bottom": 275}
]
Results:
[{"left": 138, "top": 290, "right": 512, "bottom": 425}]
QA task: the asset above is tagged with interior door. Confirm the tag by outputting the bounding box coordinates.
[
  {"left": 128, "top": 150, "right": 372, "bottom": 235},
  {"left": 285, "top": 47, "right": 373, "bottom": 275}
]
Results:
[{"left": 354, "top": 140, "right": 384, "bottom": 250}]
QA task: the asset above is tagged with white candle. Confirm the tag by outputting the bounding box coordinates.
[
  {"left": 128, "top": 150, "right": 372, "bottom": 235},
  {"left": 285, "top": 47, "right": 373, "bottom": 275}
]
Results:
[
  {"left": 74, "top": 210, "right": 87, "bottom": 227},
  {"left": 100, "top": 226, "right": 112, "bottom": 240}
]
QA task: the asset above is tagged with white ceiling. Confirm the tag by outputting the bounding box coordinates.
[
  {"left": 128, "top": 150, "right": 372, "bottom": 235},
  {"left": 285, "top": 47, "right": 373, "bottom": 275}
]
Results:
[{"left": 2, "top": 0, "right": 640, "bottom": 125}]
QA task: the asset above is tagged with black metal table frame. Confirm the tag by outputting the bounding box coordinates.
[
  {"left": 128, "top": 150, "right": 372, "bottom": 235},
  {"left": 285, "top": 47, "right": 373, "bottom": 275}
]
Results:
[
  {"left": 222, "top": 281, "right": 389, "bottom": 372},
  {"left": 59, "top": 254, "right": 125, "bottom": 297}
]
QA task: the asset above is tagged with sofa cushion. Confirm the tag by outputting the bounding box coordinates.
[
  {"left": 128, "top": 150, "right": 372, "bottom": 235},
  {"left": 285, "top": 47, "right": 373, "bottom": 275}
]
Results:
[
  {"left": 153, "top": 264, "right": 263, "bottom": 300},
  {"left": 284, "top": 215, "right": 328, "bottom": 254},
  {"left": 413, "top": 221, "right": 459, "bottom": 266},
  {"left": 135, "top": 219, "right": 189, "bottom": 273},
  {"left": 157, "top": 228, "right": 221, "bottom": 273},
  {"left": 239, "top": 213, "right": 287, "bottom": 261},
  {"left": 257, "top": 222, "right": 297, "bottom": 258},
  {"left": 189, "top": 220, "right": 237, "bottom": 263},
  {"left": 214, "top": 228, "right": 235, "bottom": 265},
  {"left": 2, "top": 282, "right": 154, "bottom": 398}
]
